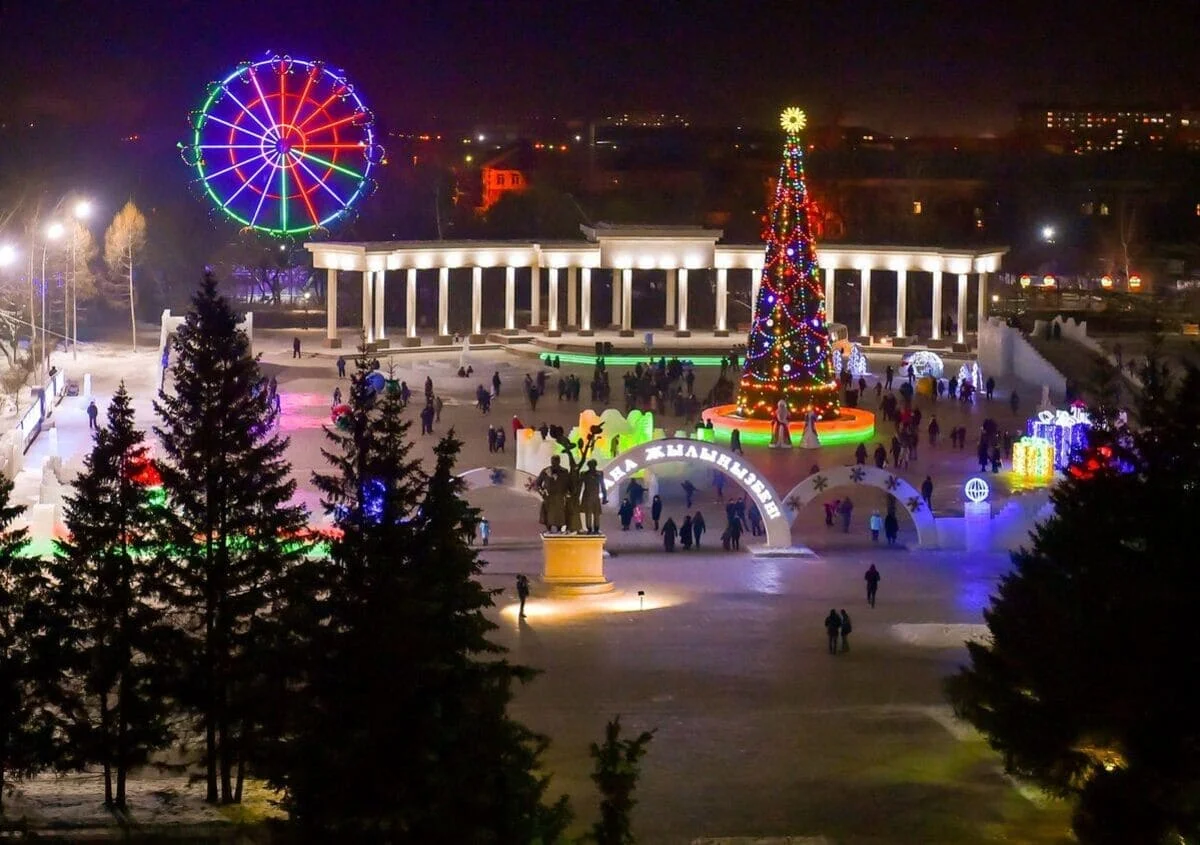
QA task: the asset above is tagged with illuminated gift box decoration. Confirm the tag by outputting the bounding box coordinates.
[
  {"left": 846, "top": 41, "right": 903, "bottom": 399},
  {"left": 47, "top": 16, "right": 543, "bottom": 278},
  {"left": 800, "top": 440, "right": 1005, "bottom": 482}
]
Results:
[
  {"left": 1012, "top": 436, "right": 1055, "bottom": 482},
  {"left": 1025, "top": 405, "right": 1092, "bottom": 469}
]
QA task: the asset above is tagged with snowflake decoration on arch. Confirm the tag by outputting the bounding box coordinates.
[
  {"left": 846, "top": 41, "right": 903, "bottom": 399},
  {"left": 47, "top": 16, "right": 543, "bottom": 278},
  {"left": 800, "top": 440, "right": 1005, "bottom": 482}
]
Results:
[
  {"left": 810, "top": 474, "right": 829, "bottom": 492},
  {"left": 785, "top": 495, "right": 804, "bottom": 513},
  {"left": 885, "top": 474, "right": 900, "bottom": 491},
  {"left": 489, "top": 468, "right": 508, "bottom": 486},
  {"left": 849, "top": 466, "right": 866, "bottom": 483},
  {"left": 907, "top": 496, "right": 924, "bottom": 513}
]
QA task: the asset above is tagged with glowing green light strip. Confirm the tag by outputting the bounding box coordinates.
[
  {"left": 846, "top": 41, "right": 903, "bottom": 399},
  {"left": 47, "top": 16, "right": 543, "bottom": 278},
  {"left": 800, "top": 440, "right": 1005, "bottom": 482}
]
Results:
[
  {"left": 295, "top": 149, "right": 363, "bottom": 181},
  {"left": 542, "top": 350, "right": 730, "bottom": 367}
]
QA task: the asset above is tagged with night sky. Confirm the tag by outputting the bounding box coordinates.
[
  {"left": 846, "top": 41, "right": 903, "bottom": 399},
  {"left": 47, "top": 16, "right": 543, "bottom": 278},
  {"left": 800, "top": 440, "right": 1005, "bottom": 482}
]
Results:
[{"left": 1, "top": 0, "right": 1196, "bottom": 137}]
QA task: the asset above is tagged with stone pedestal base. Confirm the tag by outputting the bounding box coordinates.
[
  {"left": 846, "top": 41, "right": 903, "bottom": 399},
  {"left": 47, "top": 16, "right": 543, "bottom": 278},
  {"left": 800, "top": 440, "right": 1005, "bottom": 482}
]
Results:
[
  {"left": 527, "top": 324, "right": 545, "bottom": 334},
  {"left": 434, "top": 334, "right": 454, "bottom": 346},
  {"left": 618, "top": 330, "right": 635, "bottom": 338},
  {"left": 714, "top": 329, "right": 730, "bottom": 337},
  {"left": 577, "top": 329, "right": 595, "bottom": 337},
  {"left": 469, "top": 334, "right": 487, "bottom": 343},
  {"left": 498, "top": 328, "right": 520, "bottom": 336},
  {"left": 546, "top": 329, "right": 562, "bottom": 337},
  {"left": 399, "top": 337, "right": 421, "bottom": 348},
  {"left": 674, "top": 329, "right": 692, "bottom": 338},
  {"left": 541, "top": 533, "right": 613, "bottom": 596},
  {"left": 325, "top": 337, "right": 343, "bottom": 348}
]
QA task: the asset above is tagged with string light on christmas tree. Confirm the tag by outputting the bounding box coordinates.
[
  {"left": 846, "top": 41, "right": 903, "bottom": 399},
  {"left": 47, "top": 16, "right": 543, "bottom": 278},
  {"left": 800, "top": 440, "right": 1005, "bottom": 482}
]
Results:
[{"left": 734, "top": 108, "right": 839, "bottom": 421}]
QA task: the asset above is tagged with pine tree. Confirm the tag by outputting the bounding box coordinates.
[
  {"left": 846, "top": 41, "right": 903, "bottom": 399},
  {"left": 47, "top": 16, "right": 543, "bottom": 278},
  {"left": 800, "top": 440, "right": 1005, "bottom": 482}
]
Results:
[
  {"left": 273, "top": 354, "right": 570, "bottom": 840},
  {"left": 946, "top": 356, "right": 1200, "bottom": 844},
  {"left": 588, "top": 717, "right": 655, "bottom": 845},
  {"left": 48, "top": 383, "right": 178, "bottom": 810},
  {"left": 0, "top": 477, "right": 53, "bottom": 812},
  {"left": 735, "top": 107, "right": 839, "bottom": 421},
  {"left": 153, "top": 272, "right": 309, "bottom": 804}
]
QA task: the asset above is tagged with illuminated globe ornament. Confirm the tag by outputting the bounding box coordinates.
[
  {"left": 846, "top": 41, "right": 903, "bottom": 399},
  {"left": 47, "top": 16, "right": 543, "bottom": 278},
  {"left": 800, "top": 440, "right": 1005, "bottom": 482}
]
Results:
[
  {"left": 963, "top": 476, "right": 990, "bottom": 504},
  {"left": 780, "top": 107, "right": 807, "bottom": 134},
  {"left": 180, "top": 54, "right": 382, "bottom": 237}
]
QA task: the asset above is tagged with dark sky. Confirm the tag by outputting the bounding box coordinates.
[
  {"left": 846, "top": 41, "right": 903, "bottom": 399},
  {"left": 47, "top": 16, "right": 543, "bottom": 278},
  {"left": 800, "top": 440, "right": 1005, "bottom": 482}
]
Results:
[{"left": 1, "top": 0, "right": 1196, "bottom": 137}]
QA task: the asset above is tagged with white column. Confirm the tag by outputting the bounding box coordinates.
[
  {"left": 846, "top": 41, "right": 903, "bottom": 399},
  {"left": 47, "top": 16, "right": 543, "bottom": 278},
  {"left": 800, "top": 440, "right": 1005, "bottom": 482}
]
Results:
[
  {"left": 405, "top": 269, "right": 417, "bottom": 339},
  {"left": 373, "top": 270, "right": 386, "bottom": 341},
  {"left": 665, "top": 268, "right": 677, "bottom": 327},
  {"left": 931, "top": 270, "right": 943, "bottom": 340},
  {"left": 438, "top": 267, "right": 449, "bottom": 337},
  {"left": 676, "top": 269, "right": 689, "bottom": 335},
  {"left": 471, "top": 266, "right": 482, "bottom": 336},
  {"left": 580, "top": 268, "right": 592, "bottom": 332},
  {"left": 715, "top": 268, "right": 728, "bottom": 333},
  {"left": 504, "top": 266, "right": 516, "bottom": 331},
  {"left": 547, "top": 267, "right": 560, "bottom": 333},
  {"left": 326, "top": 268, "right": 338, "bottom": 345},
  {"left": 361, "top": 270, "right": 374, "bottom": 343},
  {"left": 823, "top": 267, "right": 835, "bottom": 324},
  {"left": 621, "top": 268, "right": 632, "bottom": 332},
  {"left": 895, "top": 269, "right": 908, "bottom": 338},
  {"left": 529, "top": 265, "right": 540, "bottom": 328},
  {"left": 750, "top": 274, "right": 762, "bottom": 323},
  {"left": 859, "top": 268, "right": 871, "bottom": 338},
  {"left": 957, "top": 273, "right": 968, "bottom": 344},
  {"left": 566, "top": 266, "right": 578, "bottom": 329},
  {"left": 977, "top": 271, "right": 989, "bottom": 332},
  {"left": 610, "top": 269, "right": 621, "bottom": 328}
]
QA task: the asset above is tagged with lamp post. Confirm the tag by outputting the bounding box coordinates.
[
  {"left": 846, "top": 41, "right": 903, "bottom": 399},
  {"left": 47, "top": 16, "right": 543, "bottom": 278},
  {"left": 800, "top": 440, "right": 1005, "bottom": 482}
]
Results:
[
  {"left": 42, "top": 222, "right": 64, "bottom": 379},
  {"left": 71, "top": 200, "right": 91, "bottom": 360}
]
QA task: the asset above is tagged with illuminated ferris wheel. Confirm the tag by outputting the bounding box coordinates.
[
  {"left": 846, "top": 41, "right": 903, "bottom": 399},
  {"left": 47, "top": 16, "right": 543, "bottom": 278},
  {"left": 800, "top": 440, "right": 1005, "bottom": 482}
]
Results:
[{"left": 181, "top": 54, "right": 382, "bottom": 237}]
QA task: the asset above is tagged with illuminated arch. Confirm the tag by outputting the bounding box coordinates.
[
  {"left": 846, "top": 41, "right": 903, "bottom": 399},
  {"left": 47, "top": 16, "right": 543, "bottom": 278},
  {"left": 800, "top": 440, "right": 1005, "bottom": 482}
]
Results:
[
  {"left": 600, "top": 439, "right": 792, "bottom": 548},
  {"left": 781, "top": 465, "right": 938, "bottom": 549},
  {"left": 457, "top": 466, "right": 541, "bottom": 498}
]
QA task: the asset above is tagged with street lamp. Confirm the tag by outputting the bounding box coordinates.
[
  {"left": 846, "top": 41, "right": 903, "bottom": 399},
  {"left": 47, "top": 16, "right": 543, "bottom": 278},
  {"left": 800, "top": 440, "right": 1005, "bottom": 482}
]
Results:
[
  {"left": 1041, "top": 225, "right": 1056, "bottom": 244},
  {"left": 0, "top": 244, "right": 16, "bottom": 268},
  {"left": 42, "top": 222, "right": 64, "bottom": 378},
  {"left": 71, "top": 200, "right": 92, "bottom": 360}
]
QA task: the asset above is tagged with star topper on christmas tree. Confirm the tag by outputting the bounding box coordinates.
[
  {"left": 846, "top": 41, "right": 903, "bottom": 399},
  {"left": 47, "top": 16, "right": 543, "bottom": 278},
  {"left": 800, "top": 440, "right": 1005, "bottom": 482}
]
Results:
[{"left": 780, "top": 107, "right": 807, "bottom": 135}]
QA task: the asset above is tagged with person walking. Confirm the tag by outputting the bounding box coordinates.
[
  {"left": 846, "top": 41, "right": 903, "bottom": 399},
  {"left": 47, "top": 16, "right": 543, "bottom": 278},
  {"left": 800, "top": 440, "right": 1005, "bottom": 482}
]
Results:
[
  {"left": 661, "top": 517, "right": 678, "bottom": 552},
  {"left": 494, "top": 428, "right": 506, "bottom": 453},
  {"left": 839, "top": 496, "right": 854, "bottom": 533},
  {"left": 825, "top": 609, "right": 842, "bottom": 655},
  {"left": 492, "top": 371, "right": 502, "bottom": 396},
  {"left": 920, "top": 475, "right": 933, "bottom": 507},
  {"left": 633, "top": 502, "right": 644, "bottom": 530},
  {"left": 618, "top": 498, "right": 634, "bottom": 530},
  {"left": 335, "top": 355, "right": 346, "bottom": 378},
  {"left": 434, "top": 395, "right": 444, "bottom": 422},
  {"left": 479, "top": 517, "right": 490, "bottom": 546},
  {"left": 692, "top": 511, "right": 706, "bottom": 548},
  {"left": 650, "top": 495, "right": 663, "bottom": 530},
  {"left": 681, "top": 479, "right": 696, "bottom": 508},
  {"left": 420, "top": 402, "right": 435, "bottom": 435},
  {"left": 487, "top": 426, "right": 497, "bottom": 453},
  {"left": 729, "top": 428, "right": 742, "bottom": 454},
  {"left": 883, "top": 510, "right": 899, "bottom": 546},
  {"left": 840, "top": 609, "right": 852, "bottom": 652},
  {"left": 86, "top": 399, "right": 99, "bottom": 430},
  {"left": 865, "top": 564, "right": 881, "bottom": 607},
  {"left": 679, "top": 515, "right": 694, "bottom": 550},
  {"left": 726, "top": 516, "right": 742, "bottom": 551},
  {"left": 854, "top": 442, "right": 868, "bottom": 465},
  {"left": 868, "top": 510, "right": 882, "bottom": 543},
  {"left": 515, "top": 574, "right": 530, "bottom": 618},
  {"left": 292, "top": 336, "right": 301, "bottom": 358}
]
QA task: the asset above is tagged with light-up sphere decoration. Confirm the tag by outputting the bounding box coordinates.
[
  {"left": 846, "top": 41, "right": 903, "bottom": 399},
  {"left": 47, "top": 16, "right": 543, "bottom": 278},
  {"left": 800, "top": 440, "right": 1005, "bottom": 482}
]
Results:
[
  {"left": 1025, "top": 406, "right": 1091, "bottom": 470},
  {"left": 904, "top": 350, "right": 944, "bottom": 379},
  {"left": 833, "top": 344, "right": 870, "bottom": 378},
  {"left": 181, "top": 54, "right": 382, "bottom": 237},
  {"left": 964, "top": 476, "right": 990, "bottom": 503},
  {"left": 1012, "top": 437, "right": 1055, "bottom": 483}
]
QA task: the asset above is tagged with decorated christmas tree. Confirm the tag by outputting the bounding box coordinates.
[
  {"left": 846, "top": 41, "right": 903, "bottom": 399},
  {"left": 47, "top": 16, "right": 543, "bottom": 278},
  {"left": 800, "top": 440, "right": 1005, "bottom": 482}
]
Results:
[{"left": 735, "top": 108, "right": 840, "bottom": 421}]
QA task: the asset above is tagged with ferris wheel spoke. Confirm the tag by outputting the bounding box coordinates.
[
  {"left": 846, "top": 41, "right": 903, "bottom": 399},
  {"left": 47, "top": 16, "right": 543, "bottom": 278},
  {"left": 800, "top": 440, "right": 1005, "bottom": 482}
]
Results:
[
  {"left": 293, "top": 156, "right": 352, "bottom": 209},
  {"left": 291, "top": 65, "right": 318, "bottom": 127},
  {"left": 218, "top": 156, "right": 276, "bottom": 209},
  {"left": 296, "top": 91, "right": 341, "bottom": 130},
  {"left": 302, "top": 143, "right": 369, "bottom": 151},
  {"left": 247, "top": 160, "right": 282, "bottom": 229},
  {"left": 279, "top": 165, "right": 289, "bottom": 233},
  {"left": 202, "top": 113, "right": 266, "bottom": 142},
  {"left": 285, "top": 157, "right": 322, "bottom": 226},
  {"left": 219, "top": 82, "right": 273, "bottom": 136},
  {"left": 295, "top": 149, "right": 364, "bottom": 181},
  {"left": 204, "top": 150, "right": 271, "bottom": 181},
  {"left": 301, "top": 112, "right": 361, "bottom": 137},
  {"left": 246, "top": 68, "right": 280, "bottom": 136},
  {"left": 197, "top": 144, "right": 263, "bottom": 150}
]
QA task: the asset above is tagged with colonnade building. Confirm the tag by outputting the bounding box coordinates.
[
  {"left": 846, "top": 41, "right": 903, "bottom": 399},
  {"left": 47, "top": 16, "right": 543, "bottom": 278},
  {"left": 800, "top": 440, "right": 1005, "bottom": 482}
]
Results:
[{"left": 305, "top": 224, "right": 1006, "bottom": 349}]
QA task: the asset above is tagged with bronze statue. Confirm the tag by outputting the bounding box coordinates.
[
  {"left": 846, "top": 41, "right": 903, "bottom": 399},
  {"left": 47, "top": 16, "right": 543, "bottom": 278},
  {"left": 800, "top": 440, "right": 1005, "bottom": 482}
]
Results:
[{"left": 536, "top": 424, "right": 604, "bottom": 534}]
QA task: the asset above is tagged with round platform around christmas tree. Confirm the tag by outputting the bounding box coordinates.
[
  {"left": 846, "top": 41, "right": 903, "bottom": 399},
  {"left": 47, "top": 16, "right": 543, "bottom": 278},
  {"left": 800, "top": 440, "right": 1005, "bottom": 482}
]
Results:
[{"left": 701, "top": 404, "right": 875, "bottom": 447}]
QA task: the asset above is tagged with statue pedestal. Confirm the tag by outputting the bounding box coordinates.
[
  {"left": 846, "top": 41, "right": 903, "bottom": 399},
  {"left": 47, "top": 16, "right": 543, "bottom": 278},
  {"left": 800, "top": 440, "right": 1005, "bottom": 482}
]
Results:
[{"left": 541, "top": 533, "right": 614, "bottom": 596}]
